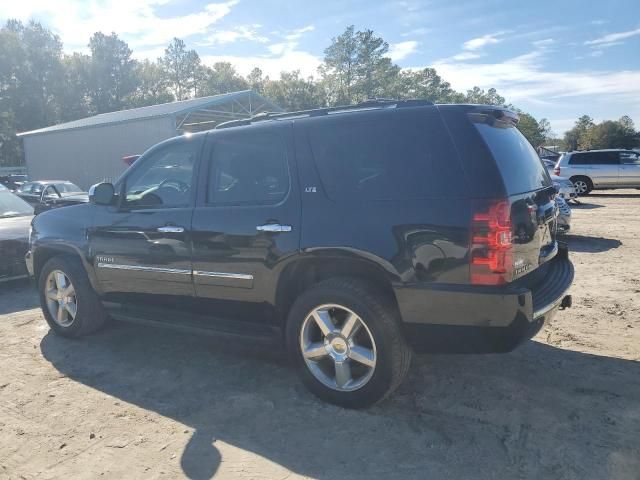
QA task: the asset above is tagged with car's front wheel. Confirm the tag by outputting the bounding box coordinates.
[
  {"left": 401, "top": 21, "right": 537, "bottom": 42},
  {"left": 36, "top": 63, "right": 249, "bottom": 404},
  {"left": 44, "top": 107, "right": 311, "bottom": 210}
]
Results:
[
  {"left": 286, "top": 278, "right": 411, "bottom": 408},
  {"left": 39, "top": 255, "right": 108, "bottom": 337}
]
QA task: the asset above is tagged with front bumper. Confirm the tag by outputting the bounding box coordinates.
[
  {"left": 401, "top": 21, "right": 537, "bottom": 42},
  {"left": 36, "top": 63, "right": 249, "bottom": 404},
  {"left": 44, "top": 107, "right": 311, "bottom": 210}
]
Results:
[{"left": 394, "top": 244, "right": 574, "bottom": 353}]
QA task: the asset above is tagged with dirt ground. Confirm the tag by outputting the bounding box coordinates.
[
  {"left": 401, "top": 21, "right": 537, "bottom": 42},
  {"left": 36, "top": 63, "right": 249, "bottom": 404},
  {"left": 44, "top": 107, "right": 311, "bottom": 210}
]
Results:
[{"left": 1, "top": 191, "right": 639, "bottom": 480}]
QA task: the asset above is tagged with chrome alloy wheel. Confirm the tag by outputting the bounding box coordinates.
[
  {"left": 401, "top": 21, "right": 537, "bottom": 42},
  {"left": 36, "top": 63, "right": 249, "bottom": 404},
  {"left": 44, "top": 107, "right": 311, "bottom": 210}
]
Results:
[
  {"left": 573, "top": 180, "right": 589, "bottom": 194},
  {"left": 45, "top": 270, "right": 77, "bottom": 327},
  {"left": 300, "top": 304, "right": 377, "bottom": 392}
]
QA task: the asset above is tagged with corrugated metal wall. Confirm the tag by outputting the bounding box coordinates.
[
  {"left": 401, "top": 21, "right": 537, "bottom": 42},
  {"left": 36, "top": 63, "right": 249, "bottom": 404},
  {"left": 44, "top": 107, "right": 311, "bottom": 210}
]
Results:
[{"left": 23, "top": 117, "right": 176, "bottom": 190}]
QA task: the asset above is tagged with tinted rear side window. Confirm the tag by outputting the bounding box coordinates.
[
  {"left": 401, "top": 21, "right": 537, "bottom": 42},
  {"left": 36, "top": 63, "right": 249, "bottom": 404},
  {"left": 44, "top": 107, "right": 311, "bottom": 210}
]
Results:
[
  {"left": 569, "top": 151, "right": 620, "bottom": 165},
  {"left": 568, "top": 153, "right": 590, "bottom": 165},
  {"left": 472, "top": 116, "right": 550, "bottom": 195},
  {"left": 306, "top": 110, "right": 465, "bottom": 200}
]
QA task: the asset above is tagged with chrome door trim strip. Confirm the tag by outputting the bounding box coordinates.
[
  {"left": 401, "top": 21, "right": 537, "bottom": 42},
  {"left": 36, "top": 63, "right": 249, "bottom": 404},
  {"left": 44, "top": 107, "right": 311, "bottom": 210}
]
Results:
[
  {"left": 96, "top": 263, "right": 191, "bottom": 275},
  {"left": 193, "top": 270, "right": 254, "bottom": 281}
]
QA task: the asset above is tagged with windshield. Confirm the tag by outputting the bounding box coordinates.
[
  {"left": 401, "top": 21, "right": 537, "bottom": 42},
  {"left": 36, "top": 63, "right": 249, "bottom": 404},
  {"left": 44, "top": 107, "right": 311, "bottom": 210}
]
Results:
[
  {"left": 0, "top": 191, "right": 34, "bottom": 217},
  {"left": 472, "top": 114, "right": 552, "bottom": 195},
  {"left": 55, "top": 182, "right": 83, "bottom": 193}
]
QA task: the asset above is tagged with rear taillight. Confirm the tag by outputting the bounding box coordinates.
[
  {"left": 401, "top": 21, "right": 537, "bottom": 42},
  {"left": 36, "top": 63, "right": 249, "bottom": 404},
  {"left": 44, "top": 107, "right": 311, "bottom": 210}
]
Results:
[
  {"left": 470, "top": 199, "right": 514, "bottom": 285},
  {"left": 554, "top": 166, "right": 560, "bottom": 176}
]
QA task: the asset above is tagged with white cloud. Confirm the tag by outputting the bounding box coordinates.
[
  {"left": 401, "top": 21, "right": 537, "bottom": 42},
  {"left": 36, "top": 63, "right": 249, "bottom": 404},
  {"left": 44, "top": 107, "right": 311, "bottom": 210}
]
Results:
[
  {"left": 284, "top": 25, "right": 315, "bottom": 41},
  {"left": 0, "top": 0, "right": 239, "bottom": 52},
  {"left": 430, "top": 49, "right": 640, "bottom": 132},
  {"left": 585, "top": 27, "right": 640, "bottom": 46},
  {"left": 433, "top": 50, "right": 640, "bottom": 101},
  {"left": 451, "top": 51, "right": 481, "bottom": 61},
  {"left": 401, "top": 27, "right": 429, "bottom": 37},
  {"left": 389, "top": 40, "right": 418, "bottom": 61},
  {"left": 202, "top": 24, "right": 320, "bottom": 78},
  {"left": 202, "top": 51, "right": 321, "bottom": 78},
  {"left": 198, "top": 24, "right": 268, "bottom": 46},
  {"left": 463, "top": 33, "right": 503, "bottom": 51},
  {"left": 532, "top": 38, "right": 554, "bottom": 47},
  {"left": 267, "top": 43, "right": 288, "bottom": 55}
]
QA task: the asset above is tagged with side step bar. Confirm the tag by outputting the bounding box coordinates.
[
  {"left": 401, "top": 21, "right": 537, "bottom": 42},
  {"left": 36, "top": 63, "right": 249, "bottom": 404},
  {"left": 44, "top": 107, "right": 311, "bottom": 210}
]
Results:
[{"left": 103, "top": 302, "right": 281, "bottom": 345}]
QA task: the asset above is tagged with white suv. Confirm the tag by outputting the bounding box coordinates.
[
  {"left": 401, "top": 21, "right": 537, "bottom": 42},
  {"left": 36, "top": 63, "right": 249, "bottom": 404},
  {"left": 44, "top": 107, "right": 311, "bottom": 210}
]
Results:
[{"left": 554, "top": 149, "right": 640, "bottom": 195}]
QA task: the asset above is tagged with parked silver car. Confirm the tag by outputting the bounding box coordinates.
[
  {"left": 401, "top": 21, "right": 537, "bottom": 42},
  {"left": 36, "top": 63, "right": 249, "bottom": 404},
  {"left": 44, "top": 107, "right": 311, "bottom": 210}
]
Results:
[
  {"left": 554, "top": 149, "right": 640, "bottom": 195},
  {"left": 555, "top": 195, "right": 571, "bottom": 234},
  {"left": 551, "top": 175, "right": 577, "bottom": 201}
]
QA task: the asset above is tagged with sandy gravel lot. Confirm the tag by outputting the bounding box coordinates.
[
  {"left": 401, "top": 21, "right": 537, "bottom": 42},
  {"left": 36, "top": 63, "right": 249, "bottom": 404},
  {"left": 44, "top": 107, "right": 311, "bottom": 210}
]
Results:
[{"left": 1, "top": 191, "right": 639, "bottom": 480}]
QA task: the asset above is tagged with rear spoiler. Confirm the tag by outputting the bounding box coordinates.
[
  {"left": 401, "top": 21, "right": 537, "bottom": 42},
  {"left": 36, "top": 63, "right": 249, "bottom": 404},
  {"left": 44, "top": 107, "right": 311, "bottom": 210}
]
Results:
[
  {"left": 468, "top": 108, "right": 519, "bottom": 128},
  {"left": 122, "top": 155, "right": 140, "bottom": 167}
]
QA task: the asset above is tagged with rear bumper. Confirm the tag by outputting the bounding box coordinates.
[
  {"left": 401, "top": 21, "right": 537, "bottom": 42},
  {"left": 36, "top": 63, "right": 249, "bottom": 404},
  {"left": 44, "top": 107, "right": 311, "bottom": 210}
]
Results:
[{"left": 394, "top": 244, "right": 574, "bottom": 353}]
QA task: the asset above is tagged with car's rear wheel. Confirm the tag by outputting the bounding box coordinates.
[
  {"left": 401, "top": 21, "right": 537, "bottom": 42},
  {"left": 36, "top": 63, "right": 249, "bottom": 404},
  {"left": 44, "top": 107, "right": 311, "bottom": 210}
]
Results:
[
  {"left": 39, "top": 255, "right": 108, "bottom": 337},
  {"left": 570, "top": 176, "right": 593, "bottom": 195},
  {"left": 286, "top": 278, "right": 411, "bottom": 408}
]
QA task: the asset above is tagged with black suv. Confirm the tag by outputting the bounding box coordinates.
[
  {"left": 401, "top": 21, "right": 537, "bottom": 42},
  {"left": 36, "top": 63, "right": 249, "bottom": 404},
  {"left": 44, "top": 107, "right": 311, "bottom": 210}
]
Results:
[{"left": 26, "top": 101, "right": 573, "bottom": 408}]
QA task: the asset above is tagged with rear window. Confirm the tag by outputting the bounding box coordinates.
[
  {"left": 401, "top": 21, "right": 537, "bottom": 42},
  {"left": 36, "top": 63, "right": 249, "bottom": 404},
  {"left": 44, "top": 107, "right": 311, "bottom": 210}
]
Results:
[
  {"left": 472, "top": 116, "right": 550, "bottom": 195},
  {"left": 569, "top": 151, "right": 619, "bottom": 165},
  {"left": 306, "top": 110, "right": 465, "bottom": 200}
]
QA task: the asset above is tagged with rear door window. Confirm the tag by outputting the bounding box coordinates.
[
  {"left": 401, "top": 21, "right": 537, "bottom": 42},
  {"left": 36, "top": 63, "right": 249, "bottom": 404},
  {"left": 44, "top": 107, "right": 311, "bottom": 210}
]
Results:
[
  {"left": 591, "top": 151, "right": 620, "bottom": 165},
  {"left": 306, "top": 109, "right": 465, "bottom": 200},
  {"left": 471, "top": 115, "right": 550, "bottom": 195},
  {"left": 570, "top": 151, "right": 620, "bottom": 165},
  {"left": 207, "top": 131, "right": 289, "bottom": 205}
]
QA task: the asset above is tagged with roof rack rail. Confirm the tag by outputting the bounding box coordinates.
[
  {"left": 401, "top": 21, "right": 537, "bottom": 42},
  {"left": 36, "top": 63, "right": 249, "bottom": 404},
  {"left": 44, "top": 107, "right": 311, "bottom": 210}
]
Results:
[{"left": 215, "top": 98, "right": 434, "bottom": 129}]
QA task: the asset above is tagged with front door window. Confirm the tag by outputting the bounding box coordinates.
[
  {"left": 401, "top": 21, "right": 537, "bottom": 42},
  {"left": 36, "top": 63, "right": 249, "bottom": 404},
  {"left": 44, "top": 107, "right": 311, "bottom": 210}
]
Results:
[{"left": 124, "top": 141, "right": 199, "bottom": 208}]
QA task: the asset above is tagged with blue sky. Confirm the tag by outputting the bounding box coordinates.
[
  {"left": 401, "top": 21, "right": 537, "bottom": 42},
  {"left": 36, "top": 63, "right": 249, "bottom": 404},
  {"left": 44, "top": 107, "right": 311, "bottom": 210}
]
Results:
[{"left": 2, "top": 0, "right": 640, "bottom": 134}]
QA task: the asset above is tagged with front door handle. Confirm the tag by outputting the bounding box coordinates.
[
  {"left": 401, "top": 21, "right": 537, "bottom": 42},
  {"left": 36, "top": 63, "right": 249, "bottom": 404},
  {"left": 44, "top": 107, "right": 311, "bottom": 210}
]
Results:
[
  {"left": 157, "top": 226, "right": 184, "bottom": 233},
  {"left": 256, "top": 224, "right": 292, "bottom": 233}
]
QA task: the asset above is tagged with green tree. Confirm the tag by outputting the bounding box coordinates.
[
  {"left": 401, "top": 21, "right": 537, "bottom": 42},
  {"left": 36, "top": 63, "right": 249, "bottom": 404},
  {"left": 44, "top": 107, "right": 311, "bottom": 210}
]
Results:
[
  {"left": 563, "top": 115, "right": 594, "bottom": 151},
  {"left": 464, "top": 87, "right": 505, "bottom": 106},
  {"left": 1, "top": 20, "right": 65, "bottom": 130},
  {"left": 390, "top": 67, "right": 458, "bottom": 102},
  {"left": 263, "top": 71, "right": 324, "bottom": 111},
  {"left": 198, "top": 62, "right": 248, "bottom": 96},
  {"left": 319, "top": 26, "right": 398, "bottom": 105},
  {"left": 579, "top": 119, "right": 639, "bottom": 150},
  {"left": 516, "top": 112, "right": 549, "bottom": 148},
  {"left": 127, "top": 60, "right": 174, "bottom": 107},
  {"left": 87, "top": 32, "right": 138, "bottom": 114},
  {"left": 246, "top": 67, "right": 265, "bottom": 94},
  {"left": 160, "top": 38, "right": 201, "bottom": 100},
  {"left": 0, "top": 110, "right": 21, "bottom": 167},
  {"left": 58, "top": 53, "right": 91, "bottom": 121},
  {"left": 320, "top": 25, "right": 358, "bottom": 104},
  {"left": 0, "top": 20, "right": 66, "bottom": 165}
]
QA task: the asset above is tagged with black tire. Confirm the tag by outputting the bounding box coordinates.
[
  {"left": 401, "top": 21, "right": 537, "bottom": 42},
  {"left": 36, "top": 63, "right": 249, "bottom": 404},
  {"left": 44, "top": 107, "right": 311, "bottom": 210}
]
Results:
[
  {"left": 286, "top": 277, "right": 411, "bottom": 408},
  {"left": 570, "top": 176, "right": 593, "bottom": 196},
  {"left": 38, "top": 255, "right": 108, "bottom": 338}
]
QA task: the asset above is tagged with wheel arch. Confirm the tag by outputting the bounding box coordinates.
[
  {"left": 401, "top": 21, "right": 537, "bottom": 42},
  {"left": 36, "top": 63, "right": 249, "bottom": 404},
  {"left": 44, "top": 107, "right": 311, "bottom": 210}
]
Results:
[
  {"left": 33, "top": 244, "right": 101, "bottom": 293},
  {"left": 275, "top": 251, "right": 401, "bottom": 325}
]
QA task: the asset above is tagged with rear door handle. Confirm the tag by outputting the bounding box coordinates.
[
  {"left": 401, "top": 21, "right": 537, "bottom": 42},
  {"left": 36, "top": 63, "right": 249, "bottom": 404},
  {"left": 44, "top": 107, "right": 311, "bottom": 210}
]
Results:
[
  {"left": 157, "top": 226, "right": 184, "bottom": 233},
  {"left": 256, "top": 224, "right": 292, "bottom": 233}
]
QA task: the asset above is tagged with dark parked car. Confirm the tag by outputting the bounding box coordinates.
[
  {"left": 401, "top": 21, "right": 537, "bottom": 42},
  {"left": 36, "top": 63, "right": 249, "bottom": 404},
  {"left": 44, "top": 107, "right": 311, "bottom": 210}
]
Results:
[
  {"left": 26, "top": 101, "right": 573, "bottom": 408},
  {"left": 0, "top": 174, "right": 28, "bottom": 191},
  {"left": 0, "top": 187, "right": 34, "bottom": 282},
  {"left": 15, "top": 181, "right": 88, "bottom": 214}
]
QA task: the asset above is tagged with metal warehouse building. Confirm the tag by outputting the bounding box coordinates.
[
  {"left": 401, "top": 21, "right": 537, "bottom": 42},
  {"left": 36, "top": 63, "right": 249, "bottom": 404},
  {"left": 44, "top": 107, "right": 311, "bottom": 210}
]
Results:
[{"left": 17, "top": 90, "right": 280, "bottom": 190}]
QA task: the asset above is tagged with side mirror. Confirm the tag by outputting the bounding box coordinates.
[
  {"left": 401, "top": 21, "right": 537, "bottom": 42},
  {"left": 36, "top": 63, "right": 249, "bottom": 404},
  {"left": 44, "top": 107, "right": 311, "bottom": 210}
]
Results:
[{"left": 89, "top": 182, "right": 115, "bottom": 205}]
